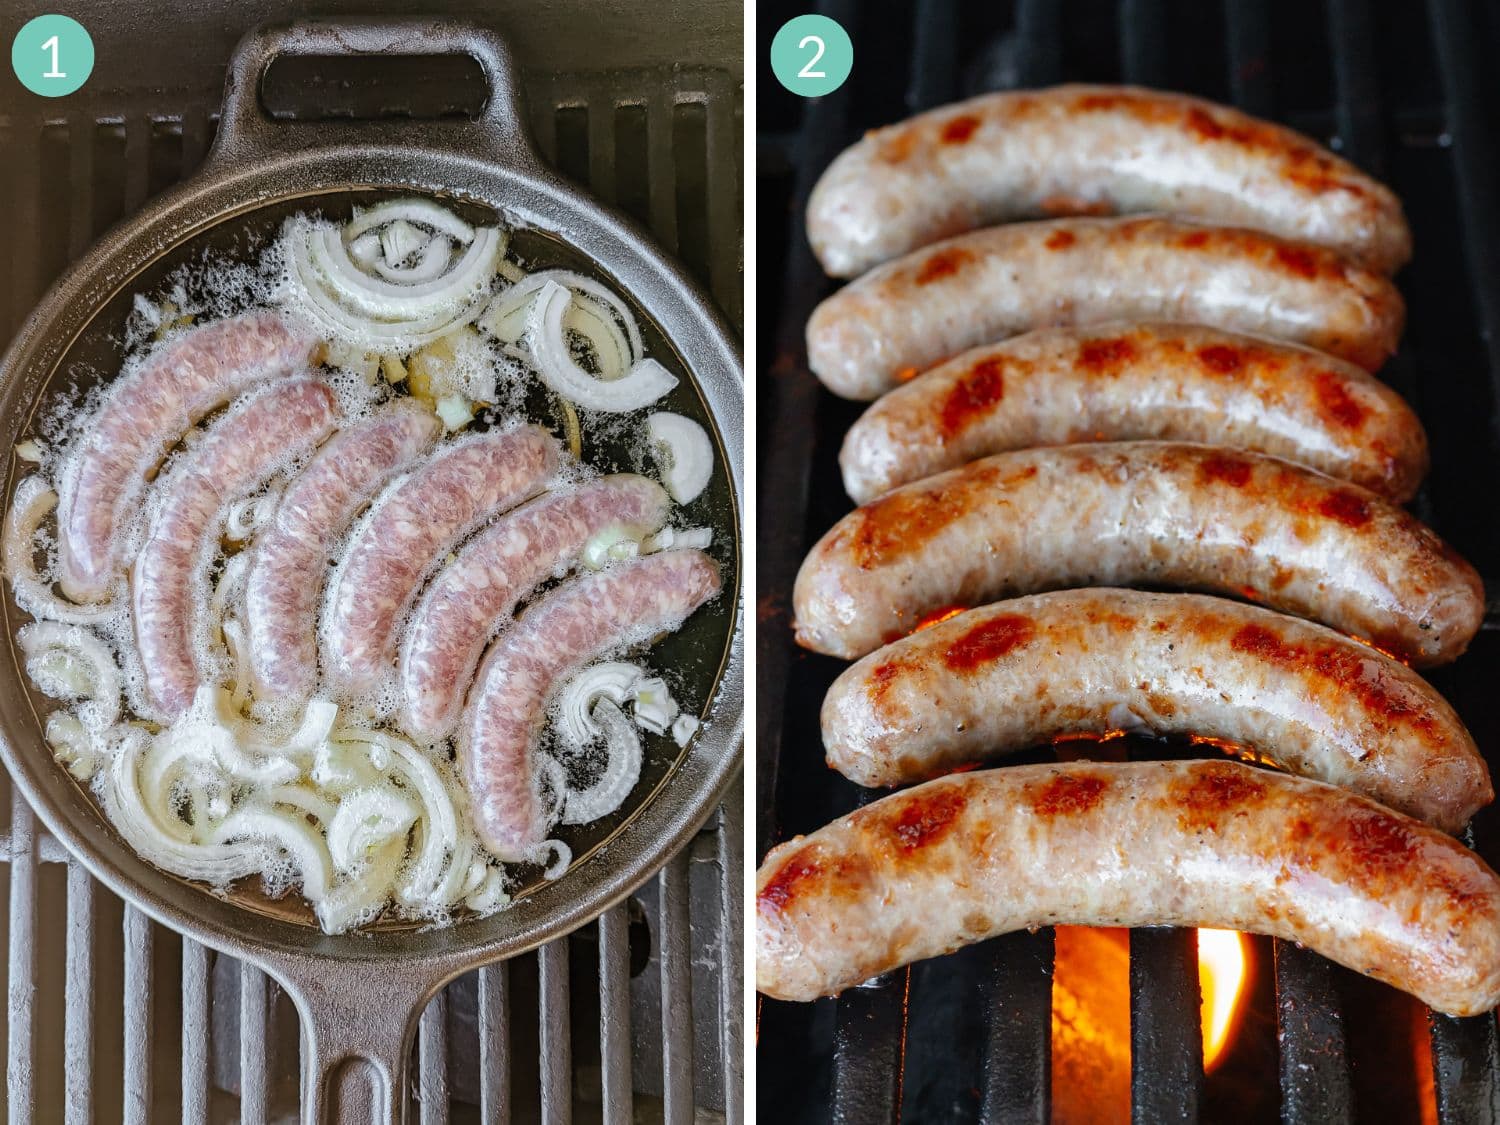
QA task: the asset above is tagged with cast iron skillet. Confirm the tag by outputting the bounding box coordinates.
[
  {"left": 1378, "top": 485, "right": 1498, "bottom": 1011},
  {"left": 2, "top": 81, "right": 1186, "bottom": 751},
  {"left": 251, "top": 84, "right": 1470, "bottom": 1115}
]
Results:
[{"left": 0, "top": 18, "right": 743, "bottom": 1123}]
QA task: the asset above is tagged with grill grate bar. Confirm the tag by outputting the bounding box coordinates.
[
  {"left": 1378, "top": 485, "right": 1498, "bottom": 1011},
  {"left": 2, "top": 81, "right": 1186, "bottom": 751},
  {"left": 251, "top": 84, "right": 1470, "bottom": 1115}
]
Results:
[
  {"left": 706, "top": 75, "right": 744, "bottom": 328},
  {"left": 122, "top": 904, "right": 153, "bottom": 1125},
  {"left": 1121, "top": 0, "right": 1171, "bottom": 85},
  {"left": 718, "top": 796, "right": 745, "bottom": 1125},
  {"left": 239, "top": 963, "right": 270, "bottom": 1123},
  {"left": 1128, "top": 927, "right": 1204, "bottom": 1124},
  {"left": 1273, "top": 941, "right": 1354, "bottom": 1124},
  {"left": 1222, "top": 0, "right": 1273, "bottom": 114},
  {"left": 830, "top": 970, "right": 910, "bottom": 1125},
  {"left": 478, "top": 962, "right": 511, "bottom": 1125},
  {"left": 539, "top": 939, "right": 571, "bottom": 1125},
  {"left": 9, "top": 794, "right": 37, "bottom": 1124},
  {"left": 906, "top": 0, "right": 959, "bottom": 112},
  {"left": 1015, "top": 0, "right": 1064, "bottom": 86},
  {"left": 660, "top": 849, "right": 695, "bottom": 1125},
  {"left": 598, "top": 903, "right": 633, "bottom": 1125},
  {"left": 63, "top": 863, "right": 95, "bottom": 1125},
  {"left": 180, "top": 940, "right": 210, "bottom": 1125},
  {"left": 647, "top": 89, "right": 681, "bottom": 255},
  {"left": 978, "top": 929, "right": 1054, "bottom": 1124},
  {"left": 419, "top": 987, "right": 451, "bottom": 1125}
]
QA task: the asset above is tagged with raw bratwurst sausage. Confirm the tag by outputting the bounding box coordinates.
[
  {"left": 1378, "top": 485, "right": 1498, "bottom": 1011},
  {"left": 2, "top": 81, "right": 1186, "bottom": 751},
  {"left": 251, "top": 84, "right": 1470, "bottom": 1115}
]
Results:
[
  {"left": 805, "top": 216, "right": 1404, "bottom": 400},
  {"left": 323, "top": 425, "right": 561, "bottom": 698},
  {"left": 794, "top": 442, "right": 1482, "bottom": 664},
  {"left": 821, "top": 588, "right": 1490, "bottom": 832},
  {"left": 755, "top": 760, "right": 1500, "bottom": 1016},
  {"left": 839, "top": 322, "right": 1428, "bottom": 504},
  {"left": 132, "top": 378, "right": 340, "bottom": 719},
  {"left": 462, "top": 549, "right": 721, "bottom": 861},
  {"left": 807, "top": 85, "right": 1411, "bottom": 278},
  {"left": 399, "top": 474, "right": 670, "bottom": 743},
  {"left": 245, "top": 400, "right": 440, "bottom": 705},
  {"left": 58, "top": 311, "right": 320, "bottom": 601}
]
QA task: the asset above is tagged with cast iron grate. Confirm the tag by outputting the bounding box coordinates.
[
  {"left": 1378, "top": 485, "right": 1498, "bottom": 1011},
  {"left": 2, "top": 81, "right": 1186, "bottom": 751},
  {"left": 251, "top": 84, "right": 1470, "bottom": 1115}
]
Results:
[
  {"left": 0, "top": 49, "right": 743, "bottom": 1125},
  {"left": 757, "top": 0, "right": 1500, "bottom": 1121}
]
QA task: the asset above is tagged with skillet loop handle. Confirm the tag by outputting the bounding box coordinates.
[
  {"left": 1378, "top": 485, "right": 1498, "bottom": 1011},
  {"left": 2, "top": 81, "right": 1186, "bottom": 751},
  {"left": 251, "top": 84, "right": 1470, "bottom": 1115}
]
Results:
[
  {"left": 211, "top": 18, "right": 540, "bottom": 171},
  {"left": 278, "top": 964, "right": 435, "bottom": 1125}
]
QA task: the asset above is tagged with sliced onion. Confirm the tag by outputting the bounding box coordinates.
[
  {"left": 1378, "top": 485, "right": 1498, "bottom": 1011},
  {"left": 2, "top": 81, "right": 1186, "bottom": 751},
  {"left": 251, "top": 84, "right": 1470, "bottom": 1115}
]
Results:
[
  {"left": 285, "top": 225, "right": 490, "bottom": 351},
  {"left": 308, "top": 224, "right": 502, "bottom": 321},
  {"left": 643, "top": 526, "right": 713, "bottom": 553},
  {"left": 348, "top": 230, "right": 382, "bottom": 268},
  {"left": 265, "top": 783, "right": 338, "bottom": 826},
  {"left": 464, "top": 865, "right": 510, "bottom": 913},
  {"left": 541, "top": 840, "right": 572, "bottom": 880},
  {"left": 632, "top": 676, "right": 680, "bottom": 735},
  {"left": 556, "top": 662, "right": 644, "bottom": 749},
  {"left": 344, "top": 199, "right": 476, "bottom": 244},
  {"left": 380, "top": 219, "right": 428, "bottom": 266},
  {"left": 646, "top": 412, "right": 713, "bottom": 504},
  {"left": 102, "top": 729, "right": 268, "bottom": 885},
  {"left": 317, "top": 837, "right": 404, "bottom": 933},
  {"left": 561, "top": 699, "right": 642, "bottom": 825},
  {"left": 481, "top": 270, "right": 644, "bottom": 364},
  {"left": 209, "top": 803, "right": 334, "bottom": 900},
  {"left": 671, "top": 714, "right": 700, "bottom": 747},
  {"left": 17, "top": 622, "right": 121, "bottom": 729},
  {"left": 225, "top": 489, "right": 280, "bottom": 542},
  {"left": 326, "top": 785, "right": 419, "bottom": 872},
  {"left": 529, "top": 283, "right": 675, "bottom": 412},
  {"left": 4, "top": 476, "right": 121, "bottom": 624},
  {"left": 46, "top": 712, "right": 100, "bottom": 779},
  {"left": 373, "top": 235, "right": 451, "bottom": 284}
]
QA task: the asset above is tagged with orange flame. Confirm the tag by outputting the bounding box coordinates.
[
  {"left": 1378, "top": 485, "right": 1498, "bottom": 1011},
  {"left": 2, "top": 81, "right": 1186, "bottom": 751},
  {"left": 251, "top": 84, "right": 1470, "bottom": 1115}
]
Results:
[{"left": 1198, "top": 929, "right": 1250, "bottom": 1069}]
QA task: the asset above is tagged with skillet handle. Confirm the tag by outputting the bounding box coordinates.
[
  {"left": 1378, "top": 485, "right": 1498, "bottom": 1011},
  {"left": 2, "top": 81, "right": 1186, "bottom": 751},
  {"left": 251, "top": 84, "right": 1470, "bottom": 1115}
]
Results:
[
  {"left": 209, "top": 18, "right": 543, "bottom": 172},
  {"left": 273, "top": 959, "right": 439, "bottom": 1125}
]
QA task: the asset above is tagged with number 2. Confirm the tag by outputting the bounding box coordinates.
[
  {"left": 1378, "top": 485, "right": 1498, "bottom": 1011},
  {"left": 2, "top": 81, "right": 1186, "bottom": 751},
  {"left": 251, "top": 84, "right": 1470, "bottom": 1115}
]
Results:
[
  {"left": 798, "top": 34, "right": 827, "bottom": 79},
  {"left": 40, "top": 34, "right": 65, "bottom": 79}
]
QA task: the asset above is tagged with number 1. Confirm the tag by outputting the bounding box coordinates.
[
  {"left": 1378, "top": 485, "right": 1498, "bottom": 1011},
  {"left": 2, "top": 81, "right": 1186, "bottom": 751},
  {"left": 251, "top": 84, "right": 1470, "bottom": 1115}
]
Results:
[
  {"left": 40, "top": 34, "right": 66, "bottom": 79},
  {"left": 798, "top": 34, "right": 827, "bottom": 79}
]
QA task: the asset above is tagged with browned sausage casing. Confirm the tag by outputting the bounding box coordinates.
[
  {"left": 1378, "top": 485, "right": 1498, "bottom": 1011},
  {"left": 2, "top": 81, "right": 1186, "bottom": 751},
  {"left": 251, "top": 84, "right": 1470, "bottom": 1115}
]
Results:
[
  {"left": 839, "top": 322, "right": 1429, "bottom": 504},
  {"left": 822, "top": 588, "right": 1490, "bottom": 832},
  {"left": 794, "top": 442, "right": 1481, "bottom": 665},
  {"left": 805, "top": 216, "right": 1405, "bottom": 400},
  {"left": 756, "top": 760, "right": 1500, "bottom": 1016},
  {"left": 807, "top": 84, "right": 1411, "bottom": 278}
]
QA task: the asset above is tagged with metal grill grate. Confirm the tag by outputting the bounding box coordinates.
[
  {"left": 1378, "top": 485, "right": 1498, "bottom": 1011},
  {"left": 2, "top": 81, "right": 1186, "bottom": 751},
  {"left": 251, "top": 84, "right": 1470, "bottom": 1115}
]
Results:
[
  {"left": 757, "top": 0, "right": 1500, "bottom": 1121},
  {"left": 0, "top": 51, "right": 743, "bottom": 1125}
]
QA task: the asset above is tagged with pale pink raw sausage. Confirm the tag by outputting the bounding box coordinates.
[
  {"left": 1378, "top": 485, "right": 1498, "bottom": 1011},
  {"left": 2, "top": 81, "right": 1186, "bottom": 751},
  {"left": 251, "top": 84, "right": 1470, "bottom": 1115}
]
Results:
[
  {"left": 462, "top": 549, "right": 720, "bottom": 861},
  {"left": 398, "top": 474, "right": 669, "bottom": 742},
  {"left": 245, "top": 400, "right": 440, "bottom": 704},
  {"left": 58, "top": 311, "right": 320, "bottom": 601},
  {"left": 132, "top": 379, "right": 339, "bottom": 719}
]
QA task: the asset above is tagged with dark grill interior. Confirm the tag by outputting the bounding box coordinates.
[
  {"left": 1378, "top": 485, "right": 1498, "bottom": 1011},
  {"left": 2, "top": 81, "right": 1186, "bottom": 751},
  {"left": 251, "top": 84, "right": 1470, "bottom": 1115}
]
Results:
[
  {"left": 0, "top": 3, "right": 742, "bottom": 1121},
  {"left": 757, "top": 0, "right": 1500, "bottom": 1121}
]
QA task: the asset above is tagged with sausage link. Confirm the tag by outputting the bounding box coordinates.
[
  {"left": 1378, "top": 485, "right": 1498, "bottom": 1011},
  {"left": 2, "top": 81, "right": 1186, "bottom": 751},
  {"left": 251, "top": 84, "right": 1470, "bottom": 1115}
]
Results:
[
  {"left": 756, "top": 760, "right": 1500, "bottom": 1016},
  {"left": 323, "top": 425, "right": 561, "bottom": 698},
  {"left": 822, "top": 588, "right": 1490, "bottom": 832},
  {"left": 58, "top": 312, "right": 320, "bottom": 601},
  {"left": 808, "top": 84, "right": 1410, "bottom": 277},
  {"left": 462, "top": 549, "right": 721, "bottom": 861},
  {"left": 245, "top": 400, "right": 440, "bottom": 705},
  {"left": 806, "top": 216, "right": 1404, "bottom": 400},
  {"left": 398, "top": 474, "right": 670, "bottom": 742},
  {"left": 795, "top": 442, "right": 1481, "bottom": 665},
  {"left": 840, "top": 321, "right": 1428, "bottom": 504},
  {"left": 132, "top": 379, "right": 340, "bottom": 719}
]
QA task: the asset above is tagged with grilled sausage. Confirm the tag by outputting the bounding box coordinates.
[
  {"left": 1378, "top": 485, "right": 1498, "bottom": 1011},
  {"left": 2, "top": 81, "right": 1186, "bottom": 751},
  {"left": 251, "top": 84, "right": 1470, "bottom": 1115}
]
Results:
[
  {"left": 805, "top": 216, "right": 1404, "bottom": 400},
  {"left": 399, "top": 474, "right": 670, "bottom": 743},
  {"left": 323, "top": 425, "right": 560, "bottom": 698},
  {"left": 462, "top": 549, "right": 721, "bottom": 861},
  {"left": 839, "top": 322, "right": 1428, "bottom": 504},
  {"left": 132, "top": 379, "right": 340, "bottom": 719},
  {"left": 822, "top": 588, "right": 1490, "bottom": 832},
  {"left": 58, "top": 312, "right": 320, "bottom": 601},
  {"left": 755, "top": 759, "right": 1500, "bottom": 1016},
  {"left": 794, "top": 442, "right": 1481, "bottom": 665},
  {"left": 807, "top": 84, "right": 1411, "bottom": 278},
  {"left": 245, "top": 400, "right": 440, "bottom": 705}
]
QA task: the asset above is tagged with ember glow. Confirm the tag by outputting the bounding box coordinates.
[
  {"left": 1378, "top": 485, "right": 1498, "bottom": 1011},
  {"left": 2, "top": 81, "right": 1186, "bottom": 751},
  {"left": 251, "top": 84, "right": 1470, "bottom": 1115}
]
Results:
[{"left": 1198, "top": 928, "right": 1250, "bottom": 1069}]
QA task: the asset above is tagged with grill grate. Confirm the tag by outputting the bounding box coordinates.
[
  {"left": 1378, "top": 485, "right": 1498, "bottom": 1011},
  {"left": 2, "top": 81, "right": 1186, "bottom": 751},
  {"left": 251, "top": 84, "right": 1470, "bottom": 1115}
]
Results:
[
  {"left": 0, "top": 45, "right": 742, "bottom": 1125},
  {"left": 757, "top": 0, "right": 1500, "bottom": 1121}
]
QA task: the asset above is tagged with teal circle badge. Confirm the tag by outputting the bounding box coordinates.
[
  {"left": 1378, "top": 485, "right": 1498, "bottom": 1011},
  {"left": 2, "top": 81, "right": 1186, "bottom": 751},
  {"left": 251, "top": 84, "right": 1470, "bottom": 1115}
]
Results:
[
  {"left": 12, "top": 14, "right": 93, "bottom": 97},
  {"left": 770, "top": 14, "right": 853, "bottom": 98}
]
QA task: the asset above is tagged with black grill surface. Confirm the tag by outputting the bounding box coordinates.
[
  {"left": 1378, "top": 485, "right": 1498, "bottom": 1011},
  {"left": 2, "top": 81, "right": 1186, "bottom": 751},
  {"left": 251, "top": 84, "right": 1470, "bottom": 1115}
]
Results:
[{"left": 756, "top": 1, "right": 1500, "bottom": 1121}]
